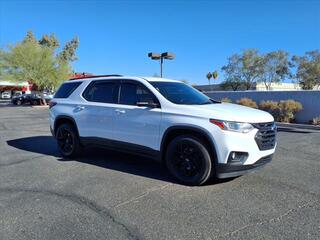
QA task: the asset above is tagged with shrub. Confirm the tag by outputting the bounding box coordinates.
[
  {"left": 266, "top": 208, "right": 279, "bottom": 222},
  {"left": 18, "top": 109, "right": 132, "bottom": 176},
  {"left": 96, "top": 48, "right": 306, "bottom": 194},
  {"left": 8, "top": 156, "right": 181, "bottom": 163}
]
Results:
[
  {"left": 236, "top": 98, "right": 258, "bottom": 108},
  {"left": 221, "top": 97, "right": 232, "bottom": 103},
  {"left": 278, "top": 100, "right": 303, "bottom": 123},
  {"left": 312, "top": 116, "right": 320, "bottom": 125},
  {"left": 259, "top": 100, "right": 280, "bottom": 120}
]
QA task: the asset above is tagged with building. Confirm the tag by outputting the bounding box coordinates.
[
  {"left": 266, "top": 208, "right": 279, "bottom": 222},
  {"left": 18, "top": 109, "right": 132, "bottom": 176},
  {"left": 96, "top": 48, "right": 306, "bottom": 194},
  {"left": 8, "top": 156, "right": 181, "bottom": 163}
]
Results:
[
  {"left": 255, "top": 82, "right": 301, "bottom": 91},
  {"left": 0, "top": 80, "right": 32, "bottom": 98}
]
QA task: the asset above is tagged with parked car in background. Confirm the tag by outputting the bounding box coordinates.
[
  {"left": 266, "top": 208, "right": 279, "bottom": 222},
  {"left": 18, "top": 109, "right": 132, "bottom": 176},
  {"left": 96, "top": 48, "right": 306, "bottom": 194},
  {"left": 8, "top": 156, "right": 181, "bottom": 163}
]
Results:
[
  {"left": 43, "top": 93, "right": 54, "bottom": 103},
  {"left": 1, "top": 91, "right": 12, "bottom": 99},
  {"left": 11, "top": 93, "right": 41, "bottom": 105},
  {"left": 41, "top": 90, "right": 54, "bottom": 103},
  {"left": 12, "top": 91, "right": 22, "bottom": 98}
]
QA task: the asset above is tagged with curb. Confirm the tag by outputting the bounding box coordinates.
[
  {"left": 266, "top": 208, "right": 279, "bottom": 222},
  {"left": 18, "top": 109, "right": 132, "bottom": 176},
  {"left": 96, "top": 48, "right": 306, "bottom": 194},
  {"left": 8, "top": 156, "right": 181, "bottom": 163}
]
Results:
[
  {"left": 31, "top": 105, "right": 49, "bottom": 108},
  {"left": 276, "top": 122, "right": 320, "bottom": 131}
]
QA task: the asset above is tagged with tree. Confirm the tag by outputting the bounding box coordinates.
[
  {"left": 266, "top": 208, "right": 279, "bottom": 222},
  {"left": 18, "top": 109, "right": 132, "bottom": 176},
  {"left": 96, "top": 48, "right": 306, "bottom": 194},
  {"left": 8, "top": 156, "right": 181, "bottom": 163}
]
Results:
[
  {"left": 39, "top": 33, "right": 60, "bottom": 49},
  {"left": 206, "top": 71, "right": 218, "bottom": 85},
  {"left": 0, "top": 49, "right": 7, "bottom": 76},
  {"left": 212, "top": 70, "right": 218, "bottom": 80},
  {"left": 22, "top": 30, "right": 37, "bottom": 44},
  {"left": 2, "top": 42, "right": 70, "bottom": 91},
  {"left": 291, "top": 50, "right": 320, "bottom": 90},
  {"left": 221, "top": 49, "right": 263, "bottom": 90},
  {"left": 59, "top": 37, "right": 79, "bottom": 62},
  {"left": 220, "top": 78, "right": 244, "bottom": 91},
  {"left": 259, "top": 50, "right": 290, "bottom": 90},
  {"left": 0, "top": 31, "right": 78, "bottom": 91},
  {"left": 206, "top": 72, "right": 212, "bottom": 85}
]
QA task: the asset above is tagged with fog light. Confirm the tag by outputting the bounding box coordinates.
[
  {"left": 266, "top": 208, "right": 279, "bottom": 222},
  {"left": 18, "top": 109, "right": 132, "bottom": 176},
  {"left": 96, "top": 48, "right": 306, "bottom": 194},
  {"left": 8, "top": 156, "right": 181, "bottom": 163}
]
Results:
[{"left": 228, "top": 151, "right": 248, "bottom": 164}]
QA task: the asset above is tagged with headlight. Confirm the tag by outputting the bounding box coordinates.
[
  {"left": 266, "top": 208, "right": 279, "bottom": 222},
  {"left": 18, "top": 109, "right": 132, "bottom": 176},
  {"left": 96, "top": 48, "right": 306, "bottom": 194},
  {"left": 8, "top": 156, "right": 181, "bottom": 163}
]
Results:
[{"left": 210, "top": 119, "right": 254, "bottom": 133}]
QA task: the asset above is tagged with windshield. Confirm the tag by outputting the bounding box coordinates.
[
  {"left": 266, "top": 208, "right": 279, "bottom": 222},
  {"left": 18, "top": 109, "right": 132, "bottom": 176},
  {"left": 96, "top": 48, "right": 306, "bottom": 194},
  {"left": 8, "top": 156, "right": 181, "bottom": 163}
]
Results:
[{"left": 150, "top": 81, "right": 213, "bottom": 105}]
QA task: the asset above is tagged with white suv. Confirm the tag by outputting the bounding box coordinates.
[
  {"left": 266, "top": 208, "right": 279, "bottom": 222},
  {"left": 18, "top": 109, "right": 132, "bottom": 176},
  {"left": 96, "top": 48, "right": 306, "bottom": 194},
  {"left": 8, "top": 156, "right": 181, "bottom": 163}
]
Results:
[{"left": 49, "top": 75, "right": 276, "bottom": 185}]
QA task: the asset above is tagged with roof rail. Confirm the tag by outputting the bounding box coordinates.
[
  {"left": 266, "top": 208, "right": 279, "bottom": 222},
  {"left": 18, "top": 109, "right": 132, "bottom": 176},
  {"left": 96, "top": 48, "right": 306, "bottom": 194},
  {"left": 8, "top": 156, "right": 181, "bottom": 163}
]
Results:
[{"left": 69, "top": 74, "right": 123, "bottom": 80}]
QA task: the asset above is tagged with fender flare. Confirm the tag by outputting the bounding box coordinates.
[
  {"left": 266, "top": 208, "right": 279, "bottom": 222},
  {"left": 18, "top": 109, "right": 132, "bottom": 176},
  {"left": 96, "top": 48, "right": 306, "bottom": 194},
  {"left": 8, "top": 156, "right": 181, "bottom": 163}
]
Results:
[
  {"left": 160, "top": 125, "right": 219, "bottom": 164},
  {"left": 54, "top": 115, "right": 80, "bottom": 138}
]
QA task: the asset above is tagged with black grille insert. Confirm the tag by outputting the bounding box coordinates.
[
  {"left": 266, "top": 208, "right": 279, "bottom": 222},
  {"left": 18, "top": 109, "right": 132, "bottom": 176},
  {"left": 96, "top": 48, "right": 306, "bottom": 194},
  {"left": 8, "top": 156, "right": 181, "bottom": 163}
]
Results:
[{"left": 252, "top": 122, "right": 277, "bottom": 150}]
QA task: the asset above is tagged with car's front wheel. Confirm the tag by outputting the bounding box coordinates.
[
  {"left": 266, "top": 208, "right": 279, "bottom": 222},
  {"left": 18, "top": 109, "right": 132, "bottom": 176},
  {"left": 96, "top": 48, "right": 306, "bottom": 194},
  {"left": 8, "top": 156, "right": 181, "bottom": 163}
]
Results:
[
  {"left": 166, "top": 135, "right": 213, "bottom": 186},
  {"left": 56, "top": 123, "right": 83, "bottom": 158}
]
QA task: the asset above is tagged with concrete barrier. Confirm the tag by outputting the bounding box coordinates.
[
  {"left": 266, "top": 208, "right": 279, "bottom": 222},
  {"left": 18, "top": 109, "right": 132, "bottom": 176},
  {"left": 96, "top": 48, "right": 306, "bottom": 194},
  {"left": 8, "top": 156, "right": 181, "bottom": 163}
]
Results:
[{"left": 204, "top": 90, "right": 320, "bottom": 123}]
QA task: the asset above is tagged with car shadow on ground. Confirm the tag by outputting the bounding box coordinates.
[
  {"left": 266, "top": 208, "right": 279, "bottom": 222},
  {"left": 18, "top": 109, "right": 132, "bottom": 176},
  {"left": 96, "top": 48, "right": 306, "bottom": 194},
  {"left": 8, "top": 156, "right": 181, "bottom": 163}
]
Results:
[{"left": 7, "top": 136, "right": 235, "bottom": 186}]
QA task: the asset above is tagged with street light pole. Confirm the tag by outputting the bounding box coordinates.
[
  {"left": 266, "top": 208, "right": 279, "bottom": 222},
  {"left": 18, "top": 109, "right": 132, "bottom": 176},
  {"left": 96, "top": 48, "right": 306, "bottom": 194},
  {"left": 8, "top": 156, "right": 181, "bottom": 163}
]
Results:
[
  {"left": 148, "top": 52, "right": 175, "bottom": 78},
  {"left": 160, "top": 57, "right": 163, "bottom": 77}
]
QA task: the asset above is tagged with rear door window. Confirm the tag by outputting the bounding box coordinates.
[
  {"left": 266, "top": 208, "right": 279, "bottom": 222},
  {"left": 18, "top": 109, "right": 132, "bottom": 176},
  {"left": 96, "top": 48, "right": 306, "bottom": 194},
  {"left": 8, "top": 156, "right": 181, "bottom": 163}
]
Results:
[
  {"left": 54, "top": 82, "right": 82, "bottom": 98},
  {"left": 119, "top": 82, "right": 158, "bottom": 106},
  {"left": 83, "top": 81, "right": 118, "bottom": 103}
]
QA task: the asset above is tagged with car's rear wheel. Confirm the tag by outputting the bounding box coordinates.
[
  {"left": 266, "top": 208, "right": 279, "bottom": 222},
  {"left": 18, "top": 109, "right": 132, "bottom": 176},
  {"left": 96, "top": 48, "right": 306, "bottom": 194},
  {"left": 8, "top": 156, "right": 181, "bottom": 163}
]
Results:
[
  {"left": 166, "top": 135, "right": 213, "bottom": 186},
  {"left": 16, "top": 100, "right": 22, "bottom": 105},
  {"left": 56, "top": 123, "right": 83, "bottom": 158}
]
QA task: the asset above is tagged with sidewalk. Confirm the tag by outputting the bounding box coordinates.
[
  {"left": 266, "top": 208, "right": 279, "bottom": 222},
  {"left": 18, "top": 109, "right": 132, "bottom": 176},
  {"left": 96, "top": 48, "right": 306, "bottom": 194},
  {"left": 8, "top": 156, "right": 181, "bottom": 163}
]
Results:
[{"left": 276, "top": 122, "right": 320, "bottom": 131}]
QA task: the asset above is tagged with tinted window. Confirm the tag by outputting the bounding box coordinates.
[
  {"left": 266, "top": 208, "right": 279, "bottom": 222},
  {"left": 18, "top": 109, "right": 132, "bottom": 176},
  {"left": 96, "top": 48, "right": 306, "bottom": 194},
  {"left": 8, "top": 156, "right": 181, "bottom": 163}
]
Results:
[
  {"left": 119, "top": 83, "right": 157, "bottom": 106},
  {"left": 83, "top": 81, "right": 118, "bottom": 103},
  {"left": 150, "top": 82, "right": 213, "bottom": 105},
  {"left": 54, "top": 82, "right": 82, "bottom": 98}
]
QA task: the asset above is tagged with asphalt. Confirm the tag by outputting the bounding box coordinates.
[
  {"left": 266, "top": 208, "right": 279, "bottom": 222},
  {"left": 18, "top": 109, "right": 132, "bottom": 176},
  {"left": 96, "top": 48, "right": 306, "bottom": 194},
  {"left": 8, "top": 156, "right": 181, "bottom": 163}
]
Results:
[{"left": 0, "top": 105, "right": 319, "bottom": 240}]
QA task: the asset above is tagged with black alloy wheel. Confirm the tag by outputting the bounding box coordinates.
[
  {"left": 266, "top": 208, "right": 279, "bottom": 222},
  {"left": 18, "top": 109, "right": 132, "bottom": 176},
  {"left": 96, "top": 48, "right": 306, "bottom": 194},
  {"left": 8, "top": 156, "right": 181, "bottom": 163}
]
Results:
[
  {"left": 56, "top": 123, "right": 82, "bottom": 158},
  {"left": 166, "top": 135, "right": 213, "bottom": 186}
]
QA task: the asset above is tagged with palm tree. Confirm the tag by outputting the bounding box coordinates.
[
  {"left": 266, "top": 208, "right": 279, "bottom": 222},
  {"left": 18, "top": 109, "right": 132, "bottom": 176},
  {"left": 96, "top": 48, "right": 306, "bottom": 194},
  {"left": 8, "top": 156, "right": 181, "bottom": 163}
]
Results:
[
  {"left": 206, "top": 72, "right": 212, "bottom": 85},
  {"left": 212, "top": 71, "right": 218, "bottom": 80}
]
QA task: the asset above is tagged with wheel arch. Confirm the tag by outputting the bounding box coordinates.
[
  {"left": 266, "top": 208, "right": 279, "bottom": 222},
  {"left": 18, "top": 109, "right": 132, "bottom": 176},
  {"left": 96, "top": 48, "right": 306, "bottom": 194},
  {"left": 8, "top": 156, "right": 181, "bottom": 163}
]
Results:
[
  {"left": 54, "top": 115, "right": 80, "bottom": 138},
  {"left": 160, "top": 126, "right": 218, "bottom": 165}
]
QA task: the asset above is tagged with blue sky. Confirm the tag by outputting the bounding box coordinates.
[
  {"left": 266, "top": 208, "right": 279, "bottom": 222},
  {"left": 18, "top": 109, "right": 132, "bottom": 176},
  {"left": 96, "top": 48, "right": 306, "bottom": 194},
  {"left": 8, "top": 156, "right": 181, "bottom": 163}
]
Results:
[{"left": 0, "top": 0, "right": 319, "bottom": 84}]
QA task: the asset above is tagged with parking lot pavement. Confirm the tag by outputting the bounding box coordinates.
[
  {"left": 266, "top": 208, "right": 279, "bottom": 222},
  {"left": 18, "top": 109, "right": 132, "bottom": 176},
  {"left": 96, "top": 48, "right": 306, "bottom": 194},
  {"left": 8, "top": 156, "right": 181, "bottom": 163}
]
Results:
[
  {"left": 0, "top": 99, "right": 11, "bottom": 106},
  {"left": 0, "top": 106, "right": 319, "bottom": 240}
]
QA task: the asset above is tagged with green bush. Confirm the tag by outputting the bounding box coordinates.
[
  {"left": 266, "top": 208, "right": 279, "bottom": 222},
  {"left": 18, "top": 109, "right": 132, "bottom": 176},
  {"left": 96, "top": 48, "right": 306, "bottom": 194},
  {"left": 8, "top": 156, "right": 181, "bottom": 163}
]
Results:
[
  {"left": 236, "top": 98, "right": 258, "bottom": 109},
  {"left": 259, "top": 100, "right": 280, "bottom": 120},
  {"left": 278, "top": 100, "right": 303, "bottom": 123},
  {"left": 221, "top": 97, "right": 232, "bottom": 103}
]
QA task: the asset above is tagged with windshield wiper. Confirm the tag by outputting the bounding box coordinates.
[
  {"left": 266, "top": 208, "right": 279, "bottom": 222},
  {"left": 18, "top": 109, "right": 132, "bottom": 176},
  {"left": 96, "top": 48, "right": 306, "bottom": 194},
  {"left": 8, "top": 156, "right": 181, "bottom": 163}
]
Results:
[
  {"left": 199, "top": 101, "right": 213, "bottom": 105},
  {"left": 210, "top": 98, "right": 221, "bottom": 104}
]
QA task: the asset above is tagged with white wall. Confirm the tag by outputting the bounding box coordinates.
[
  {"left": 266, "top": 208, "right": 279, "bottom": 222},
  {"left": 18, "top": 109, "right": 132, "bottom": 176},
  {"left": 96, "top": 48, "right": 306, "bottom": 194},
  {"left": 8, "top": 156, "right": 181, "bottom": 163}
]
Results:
[{"left": 205, "top": 90, "right": 320, "bottom": 123}]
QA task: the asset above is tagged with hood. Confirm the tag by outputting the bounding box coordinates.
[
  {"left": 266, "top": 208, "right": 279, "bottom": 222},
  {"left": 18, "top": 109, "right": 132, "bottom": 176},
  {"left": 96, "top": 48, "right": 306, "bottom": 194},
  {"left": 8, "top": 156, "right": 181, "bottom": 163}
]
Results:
[{"left": 180, "top": 102, "right": 274, "bottom": 123}]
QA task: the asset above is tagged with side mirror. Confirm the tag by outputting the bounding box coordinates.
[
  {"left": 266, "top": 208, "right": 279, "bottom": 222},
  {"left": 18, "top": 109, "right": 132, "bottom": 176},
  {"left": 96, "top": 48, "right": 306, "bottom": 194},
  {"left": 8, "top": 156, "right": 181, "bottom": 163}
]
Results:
[{"left": 136, "top": 101, "right": 160, "bottom": 108}]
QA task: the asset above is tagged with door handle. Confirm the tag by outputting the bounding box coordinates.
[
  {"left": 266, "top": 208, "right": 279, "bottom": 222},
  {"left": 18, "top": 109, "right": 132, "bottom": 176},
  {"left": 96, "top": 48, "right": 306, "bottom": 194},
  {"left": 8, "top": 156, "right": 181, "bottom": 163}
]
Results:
[{"left": 115, "top": 109, "right": 126, "bottom": 114}]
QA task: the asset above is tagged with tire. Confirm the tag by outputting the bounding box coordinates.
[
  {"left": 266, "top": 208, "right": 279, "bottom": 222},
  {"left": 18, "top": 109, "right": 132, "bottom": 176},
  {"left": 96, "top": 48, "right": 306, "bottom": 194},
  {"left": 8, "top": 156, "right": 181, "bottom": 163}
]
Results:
[
  {"left": 166, "top": 135, "right": 213, "bottom": 186},
  {"left": 56, "top": 123, "right": 83, "bottom": 158},
  {"left": 16, "top": 100, "right": 22, "bottom": 105},
  {"left": 32, "top": 100, "right": 38, "bottom": 105}
]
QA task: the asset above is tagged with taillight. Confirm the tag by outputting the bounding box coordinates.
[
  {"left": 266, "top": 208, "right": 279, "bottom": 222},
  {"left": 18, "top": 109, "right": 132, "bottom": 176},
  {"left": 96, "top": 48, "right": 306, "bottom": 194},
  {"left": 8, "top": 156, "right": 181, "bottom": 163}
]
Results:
[{"left": 49, "top": 101, "right": 57, "bottom": 109}]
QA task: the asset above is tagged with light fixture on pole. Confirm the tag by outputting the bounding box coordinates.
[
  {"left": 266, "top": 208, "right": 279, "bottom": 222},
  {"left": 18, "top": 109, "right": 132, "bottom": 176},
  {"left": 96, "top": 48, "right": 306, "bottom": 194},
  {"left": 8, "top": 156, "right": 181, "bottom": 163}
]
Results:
[{"left": 148, "top": 52, "right": 175, "bottom": 78}]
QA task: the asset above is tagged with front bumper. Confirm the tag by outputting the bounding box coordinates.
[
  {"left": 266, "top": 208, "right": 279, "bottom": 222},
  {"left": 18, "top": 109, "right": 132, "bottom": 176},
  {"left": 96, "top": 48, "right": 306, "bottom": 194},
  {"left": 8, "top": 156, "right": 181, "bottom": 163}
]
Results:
[{"left": 216, "top": 154, "right": 273, "bottom": 178}]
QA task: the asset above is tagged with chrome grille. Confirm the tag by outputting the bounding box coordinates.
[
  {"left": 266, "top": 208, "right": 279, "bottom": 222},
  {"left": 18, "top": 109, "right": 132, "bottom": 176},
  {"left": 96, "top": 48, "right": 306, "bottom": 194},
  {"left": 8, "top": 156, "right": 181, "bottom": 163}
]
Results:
[{"left": 252, "top": 122, "right": 277, "bottom": 151}]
